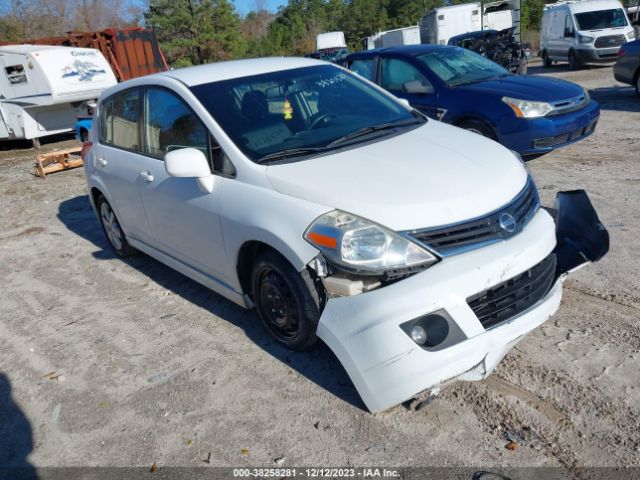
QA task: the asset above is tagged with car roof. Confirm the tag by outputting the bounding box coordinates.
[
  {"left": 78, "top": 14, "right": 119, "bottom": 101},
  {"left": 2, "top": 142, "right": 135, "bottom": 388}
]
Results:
[
  {"left": 0, "top": 44, "right": 82, "bottom": 54},
  {"left": 157, "top": 57, "right": 328, "bottom": 87},
  {"left": 347, "top": 44, "right": 459, "bottom": 59}
]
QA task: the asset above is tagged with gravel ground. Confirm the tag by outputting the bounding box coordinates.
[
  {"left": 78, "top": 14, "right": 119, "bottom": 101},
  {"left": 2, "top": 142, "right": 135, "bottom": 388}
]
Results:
[{"left": 0, "top": 62, "right": 638, "bottom": 473}]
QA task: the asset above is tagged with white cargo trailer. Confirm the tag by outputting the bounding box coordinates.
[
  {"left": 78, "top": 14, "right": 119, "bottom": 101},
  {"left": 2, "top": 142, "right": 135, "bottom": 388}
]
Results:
[
  {"left": 420, "top": 3, "right": 482, "bottom": 45},
  {"left": 366, "top": 26, "right": 421, "bottom": 49},
  {"left": 0, "top": 45, "right": 117, "bottom": 141}
]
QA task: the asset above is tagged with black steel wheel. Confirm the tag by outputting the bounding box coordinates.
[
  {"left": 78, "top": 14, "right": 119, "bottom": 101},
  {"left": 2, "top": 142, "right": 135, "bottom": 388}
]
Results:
[
  {"left": 252, "top": 251, "right": 321, "bottom": 350},
  {"left": 97, "top": 195, "right": 136, "bottom": 257}
]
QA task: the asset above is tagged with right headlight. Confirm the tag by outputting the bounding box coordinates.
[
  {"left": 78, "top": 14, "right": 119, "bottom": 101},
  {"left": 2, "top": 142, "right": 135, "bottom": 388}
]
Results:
[
  {"left": 304, "top": 210, "right": 438, "bottom": 275},
  {"left": 502, "top": 96, "right": 554, "bottom": 118}
]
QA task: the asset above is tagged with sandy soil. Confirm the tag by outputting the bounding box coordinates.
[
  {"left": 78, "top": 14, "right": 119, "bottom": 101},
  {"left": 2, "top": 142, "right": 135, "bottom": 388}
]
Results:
[{"left": 0, "top": 62, "right": 639, "bottom": 473}]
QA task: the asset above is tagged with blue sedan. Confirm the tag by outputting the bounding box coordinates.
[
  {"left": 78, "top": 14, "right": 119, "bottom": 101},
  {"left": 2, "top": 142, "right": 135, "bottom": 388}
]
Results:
[{"left": 346, "top": 45, "right": 600, "bottom": 157}]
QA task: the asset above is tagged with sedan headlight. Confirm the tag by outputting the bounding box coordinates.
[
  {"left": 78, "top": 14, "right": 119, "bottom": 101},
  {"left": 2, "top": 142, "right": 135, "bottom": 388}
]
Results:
[
  {"left": 502, "top": 96, "right": 554, "bottom": 118},
  {"left": 304, "top": 211, "right": 437, "bottom": 274}
]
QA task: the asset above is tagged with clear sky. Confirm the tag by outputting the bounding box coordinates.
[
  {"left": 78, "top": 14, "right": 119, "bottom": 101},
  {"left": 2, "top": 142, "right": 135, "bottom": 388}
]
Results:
[{"left": 233, "top": 0, "right": 289, "bottom": 16}]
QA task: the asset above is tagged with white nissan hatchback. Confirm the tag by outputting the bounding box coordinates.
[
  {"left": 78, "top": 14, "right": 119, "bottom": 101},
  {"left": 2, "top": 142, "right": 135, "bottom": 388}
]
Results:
[{"left": 84, "top": 57, "right": 608, "bottom": 412}]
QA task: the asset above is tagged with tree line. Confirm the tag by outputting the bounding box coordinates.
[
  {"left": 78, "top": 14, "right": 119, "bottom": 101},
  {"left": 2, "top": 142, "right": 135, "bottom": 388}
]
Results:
[{"left": 0, "top": 0, "right": 550, "bottom": 67}]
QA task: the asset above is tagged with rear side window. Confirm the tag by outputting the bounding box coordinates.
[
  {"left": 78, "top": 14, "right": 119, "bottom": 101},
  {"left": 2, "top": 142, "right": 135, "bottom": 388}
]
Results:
[
  {"left": 144, "top": 88, "right": 209, "bottom": 159},
  {"left": 349, "top": 59, "right": 375, "bottom": 81},
  {"left": 99, "top": 89, "right": 141, "bottom": 150},
  {"left": 5, "top": 65, "right": 27, "bottom": 84}
]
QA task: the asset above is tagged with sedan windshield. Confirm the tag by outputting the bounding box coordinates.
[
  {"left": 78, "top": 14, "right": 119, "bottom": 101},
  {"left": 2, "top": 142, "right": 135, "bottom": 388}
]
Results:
[
  {"left": 190, "top": 65, "right": 423, "bottom": 163},
  {"left": 575, "top": 9, "right": 628, "bottom": 31},
  {"left": 416, "top": 48, "right": 509, "bottom": 87}
]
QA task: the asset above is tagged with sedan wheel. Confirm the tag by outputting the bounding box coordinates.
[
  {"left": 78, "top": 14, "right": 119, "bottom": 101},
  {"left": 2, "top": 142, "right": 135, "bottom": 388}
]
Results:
[{"left": 636, "top": 74, "right": 640, "bottom": 98}]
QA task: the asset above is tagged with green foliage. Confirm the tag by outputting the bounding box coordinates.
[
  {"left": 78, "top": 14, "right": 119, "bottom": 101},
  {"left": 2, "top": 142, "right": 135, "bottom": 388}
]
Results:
[{"left": 145, "top": 0, "right": 246, "bottom": 66}]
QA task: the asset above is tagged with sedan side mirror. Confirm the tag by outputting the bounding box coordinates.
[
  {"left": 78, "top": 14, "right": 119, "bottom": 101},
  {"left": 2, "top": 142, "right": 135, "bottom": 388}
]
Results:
[
  {"left": 164, "top": 147, "right": 215, "bottom": 193},
  {"left": 404, "top": 80, "right": 434, "bottom": 95}
]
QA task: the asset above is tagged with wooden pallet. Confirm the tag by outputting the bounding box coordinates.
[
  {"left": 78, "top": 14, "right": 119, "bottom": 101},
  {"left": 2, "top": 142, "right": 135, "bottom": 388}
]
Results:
[{"left": 35, "top": 147, "right": 83, "bottom": 178}]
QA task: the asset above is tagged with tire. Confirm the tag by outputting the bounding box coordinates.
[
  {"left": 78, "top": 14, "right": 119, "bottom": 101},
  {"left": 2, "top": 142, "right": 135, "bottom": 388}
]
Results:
[
  {"left": 569, "top": 50, "right": 581, "bottom": 71},
  {"left": 251, "top": 251, "right": 321, "bottom": 351},
  {"left": 635, "top": 71, "right": 640, "bottom": 98},
  {"left": 97, "top": 196, "right": 136, "bottom": 257},
  {"left": 542, "top": 51, "right": 552, "bottom": 68},
  {"left": 457, "top": 119, "right": 496, "bottom": 140}
]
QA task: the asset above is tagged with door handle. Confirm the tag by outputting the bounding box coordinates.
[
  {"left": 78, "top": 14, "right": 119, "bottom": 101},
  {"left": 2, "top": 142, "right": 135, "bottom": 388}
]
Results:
[
  {"left": 140, "top": 171, "right": 154, "bottom": 183},
  {"left": 97, "top": 158, "right": 107, "bottom": 167}
]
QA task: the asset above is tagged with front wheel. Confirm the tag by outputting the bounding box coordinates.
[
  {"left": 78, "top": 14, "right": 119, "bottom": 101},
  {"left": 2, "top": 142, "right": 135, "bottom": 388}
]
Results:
[
  {"left": 635, "top": 72, "right": 640, "bottom": 97},
  {"left": 457, "top": 119, "right": 496, "bottom": 140},
  {"left": 569, "top": 51, "right": 582, "bottom": 71},
  {"left": 252, "top": 251, "right": 321, "bottom": 351},
  {"left": 542, "top": 51, "right": 552, "bottom": 68}
]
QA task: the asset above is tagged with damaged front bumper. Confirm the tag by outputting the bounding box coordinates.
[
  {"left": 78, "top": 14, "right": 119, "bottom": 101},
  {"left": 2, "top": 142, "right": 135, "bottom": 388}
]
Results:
[{"left": 316, "top": 191, "right": 609, "bottom": 413}]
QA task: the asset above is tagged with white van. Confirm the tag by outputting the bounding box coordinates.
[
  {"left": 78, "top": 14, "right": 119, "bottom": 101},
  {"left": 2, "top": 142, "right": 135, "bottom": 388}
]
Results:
[
  {"left": 541, "top": 0, "right": 636, "bottom": 69},
  {"left": 0, "top": 45, "right": 117, "bottom": 142}
]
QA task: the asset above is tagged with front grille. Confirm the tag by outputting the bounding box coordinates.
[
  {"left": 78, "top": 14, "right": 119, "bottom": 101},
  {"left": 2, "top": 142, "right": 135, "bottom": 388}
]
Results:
[
  {"left": 408, "top": 176, "right": 539, "bottom": 256},
  {"left": 467, "top": 254, "right": 557, "bottom": 330},
  {"left": 548, "top": 94, "right": 589, "bottom": 116},
  {"left": 594, "top": 35, "right": 626, "bottom": 48}
]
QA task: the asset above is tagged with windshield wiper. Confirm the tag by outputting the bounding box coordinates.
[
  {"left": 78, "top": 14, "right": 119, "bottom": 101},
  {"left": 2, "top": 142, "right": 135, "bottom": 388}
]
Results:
[
  {"left": 327, "top": 118, "right": 424, "bottom": 148},
  {"left": 256, "top": 146, "right": 331, "bottom": 163}
]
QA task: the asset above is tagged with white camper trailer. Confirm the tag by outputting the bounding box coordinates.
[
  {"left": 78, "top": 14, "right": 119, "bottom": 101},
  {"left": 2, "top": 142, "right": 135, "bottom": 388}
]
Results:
[{"left": 0, "top": 45, "right": 117, "bottom": 141}]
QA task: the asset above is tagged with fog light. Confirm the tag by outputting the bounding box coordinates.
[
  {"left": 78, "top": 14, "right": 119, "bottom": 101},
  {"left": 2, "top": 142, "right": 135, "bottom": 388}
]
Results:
[{"left": 410, "top": 325, "right": 427, "bottom": 345}]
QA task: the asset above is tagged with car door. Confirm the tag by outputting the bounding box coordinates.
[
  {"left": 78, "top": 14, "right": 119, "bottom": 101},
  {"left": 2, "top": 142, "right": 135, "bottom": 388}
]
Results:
[
  {"left": 93, "top": 87, "right": 152, "bottom": 243},
  {"left": 377, "top": 56, "right": 441, "bottom": 120},
  {"left": 136, "top": 86, "right": 230, "bottom": 280}
]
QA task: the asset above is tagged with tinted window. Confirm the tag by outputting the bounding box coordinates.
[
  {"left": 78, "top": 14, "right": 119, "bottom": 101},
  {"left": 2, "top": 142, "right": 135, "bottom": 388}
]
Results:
[
  {"left": 99, "top": 89, "right": 141, "bottom": 150},
  {"left": 190, "top": 65, "right": 422, "bottom": 163},
  {"left": 380, "top": 58, "right": 433, "bottom": 93},
  {"left": 417, "top": 48, "right": 508, "bottom": 86},
  {"left": 349, "top": 58, "right": 375, "bottom": 81},
  {"left": 144, "top": 88, "right": 208, "bottom": 159},
  {"left": 575, "top": 9, "right": 628, "bottom": 30}
]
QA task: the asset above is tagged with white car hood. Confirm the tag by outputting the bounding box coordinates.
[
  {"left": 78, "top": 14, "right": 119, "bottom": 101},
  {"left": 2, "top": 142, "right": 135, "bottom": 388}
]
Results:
[{"left": 266, "top": 120, "right": 528, "bottom": 231}]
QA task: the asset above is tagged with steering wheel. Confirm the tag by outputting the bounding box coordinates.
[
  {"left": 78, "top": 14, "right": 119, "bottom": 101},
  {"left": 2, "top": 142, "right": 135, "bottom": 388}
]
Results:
[{"left": 309, "top": 113, "right": 337, "bottom": 130}]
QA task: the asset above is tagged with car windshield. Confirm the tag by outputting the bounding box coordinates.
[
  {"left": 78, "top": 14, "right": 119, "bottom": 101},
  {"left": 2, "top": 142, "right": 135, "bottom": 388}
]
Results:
[
  {"left": 190, "top": 65, "right": 423, "bottom": 163},
  {"left": 574, "top": 9, "right": 628, "bottom": 30},
  {"left": 416, "top": 48, "right": 509, "bottom": 87}
]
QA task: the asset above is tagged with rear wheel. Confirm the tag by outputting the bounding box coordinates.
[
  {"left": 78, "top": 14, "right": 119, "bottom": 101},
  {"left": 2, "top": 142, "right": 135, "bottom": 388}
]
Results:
[
  {"left": 97, "top": 196, "right": 136, "bottom": 257},
  {"left": 542, "top": 51, "right": 552, "bottom": 68},
  {"left": 457, "top": 119, "right": 496, "bottom": 140},
  {"left": 252, "top": 251, "right": 321, "bottom": 351}
]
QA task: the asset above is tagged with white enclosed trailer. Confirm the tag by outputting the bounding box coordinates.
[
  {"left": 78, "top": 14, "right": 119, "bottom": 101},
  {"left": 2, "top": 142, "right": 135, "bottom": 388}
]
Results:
[
  {"left": 0, "top": 45, "right": 117, "bottom": 141},
  {"left": 366, "top": 25, "right": 421, "bottom": 49},
  {"left": 420, "top": 3, "right": 482, "bottom": 45}
]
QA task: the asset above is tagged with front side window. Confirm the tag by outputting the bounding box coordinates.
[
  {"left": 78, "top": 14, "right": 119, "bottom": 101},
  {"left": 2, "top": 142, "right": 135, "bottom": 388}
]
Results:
[
  {"left": 574, "top": 9, "right": 628, "bottom": 30},
  {"left": 417, "top": 48, "right": 509, "bottom": 87},
  {"left": 144, "top": 88, "right": 208, "bottom": 159},
  {"left": 99, "top": 89, "right": 141, "bottom": 150},
  {"left": 379, "top": 58, "right": 433, "bottom": 93},
  {"left": 190, "top": 65, "right": 423, "bottom": 163},
  {"left": 349, "top": 58, "right": 375, "bottom": 81}
]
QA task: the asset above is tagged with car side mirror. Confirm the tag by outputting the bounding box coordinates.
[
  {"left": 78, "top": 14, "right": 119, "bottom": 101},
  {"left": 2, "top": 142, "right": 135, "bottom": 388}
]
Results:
[
  {"left": 404, "top": 80, "right": 434, "bottom": 95},
  {"left": 564, "top": 27, "right": 574, "bottom": 38},
  {"left": 164, "top": 148, "right": 215, "bottom": 193}
]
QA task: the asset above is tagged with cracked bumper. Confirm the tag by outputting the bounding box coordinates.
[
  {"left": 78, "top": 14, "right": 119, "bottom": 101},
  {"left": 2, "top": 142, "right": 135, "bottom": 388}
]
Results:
[{"left": 316, "top": 192, "right": 608, "bottom": 413}]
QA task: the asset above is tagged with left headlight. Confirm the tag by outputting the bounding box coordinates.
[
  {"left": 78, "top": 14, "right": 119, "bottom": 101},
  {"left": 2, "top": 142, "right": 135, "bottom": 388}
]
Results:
[
  {"left": 304, "top": 210, "right": 438, "bottom": 275},
  {"left": 502, "top": 96, "right": 554, "bottom": 118},
  {"left": 627, "top": 30, "right": 636, "bottom": 40}
]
